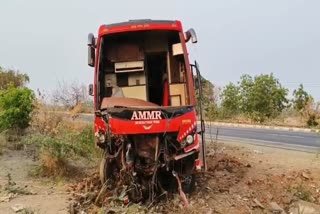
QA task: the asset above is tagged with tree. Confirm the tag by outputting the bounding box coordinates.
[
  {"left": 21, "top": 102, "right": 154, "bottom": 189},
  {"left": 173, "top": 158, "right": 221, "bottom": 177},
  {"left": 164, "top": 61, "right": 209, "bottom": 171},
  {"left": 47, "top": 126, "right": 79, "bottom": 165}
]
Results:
[
  {"left": 303, "top": 97, "right": 319, "bottom": 127},
  {"left": 244, "top": 74, "right": 288, "bottom": 121},
  {"left": 292, "top": 84, "right": 311, "bottom": 112},
  {"left": 195, "top": 75, "right": 219, "bottom": 120},
  {"left": 206, "top": 103, "right": 219, "bottom": 120},
  {"left": 220, "top": 83, "right": 241, "bottom": 117},
  {"left": 238, "top": 74, "right": 254, "bottom": 113},
  {"left": 52, "top": 81, "right": 89, "bottom": 109},
  {"left": 0, "top": 67, "right": 29, "bottom": 90},
  {"left": 220, "top": 73, "right": 288, "bottom": 122},
  {"left": 291, "top": 85, "right": 320, "bottom": 127}
]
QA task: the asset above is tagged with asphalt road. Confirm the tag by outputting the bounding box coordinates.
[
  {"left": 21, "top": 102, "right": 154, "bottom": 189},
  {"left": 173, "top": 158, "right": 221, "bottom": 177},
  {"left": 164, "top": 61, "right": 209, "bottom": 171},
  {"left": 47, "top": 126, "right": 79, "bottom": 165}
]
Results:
[
  {"left": 75, "top": 113, "right": 320, "bottom": 152},
  {"left": 206, "top": 125, "right": 320, "bottom": 152}
]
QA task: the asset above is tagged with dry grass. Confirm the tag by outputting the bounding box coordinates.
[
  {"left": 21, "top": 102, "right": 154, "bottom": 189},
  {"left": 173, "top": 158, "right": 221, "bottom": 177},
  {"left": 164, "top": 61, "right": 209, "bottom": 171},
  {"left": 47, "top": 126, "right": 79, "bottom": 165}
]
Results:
[
  {"left": 215, "top": 112, "right": 314, "bottom": 128},
  {"left": 38, "top": 151, "right": 68, "bottom": 177},
  {"left": 0, "top": 134, "right": 4, "bottom": 155},
  {"left": 70, "top": 102, "right": 94, "bottom": 118},
  {"left": 25, "top": 126, "right": 99, "bottom": 178},
  {"left": 24, "top": 100, "right": 100, "bottom": 179},
  {"left": 30, "top": 101, "right": 64, "bottom": 136},
  {"left": 29, "top": 149, "right": 90, "bottom": 180},
  {"left": 19, "top": 208, "right": 37, "bottom": 214},
  {"left": 214, "top": 107, "right": 320, "bottom": 129}
]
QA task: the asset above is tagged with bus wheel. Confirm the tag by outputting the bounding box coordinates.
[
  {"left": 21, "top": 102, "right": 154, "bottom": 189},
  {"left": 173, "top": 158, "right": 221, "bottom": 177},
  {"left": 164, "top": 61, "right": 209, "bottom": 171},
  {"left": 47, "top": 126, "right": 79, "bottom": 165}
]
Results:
[{"left": 99, "top": 156, "right": 118, "bottom": 186}]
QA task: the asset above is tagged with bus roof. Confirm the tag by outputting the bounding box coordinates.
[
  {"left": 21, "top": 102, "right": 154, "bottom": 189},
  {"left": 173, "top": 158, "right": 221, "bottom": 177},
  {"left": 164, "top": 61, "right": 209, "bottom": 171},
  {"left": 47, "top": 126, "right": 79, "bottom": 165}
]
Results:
[{"left": 98, "top": 19, "right": 183, "bottom": 36}]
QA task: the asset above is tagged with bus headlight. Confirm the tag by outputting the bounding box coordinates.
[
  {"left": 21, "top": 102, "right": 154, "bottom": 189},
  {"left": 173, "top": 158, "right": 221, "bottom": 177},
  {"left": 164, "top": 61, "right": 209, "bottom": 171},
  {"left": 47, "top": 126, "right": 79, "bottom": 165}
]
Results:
[
  {"left": 186, "top": 135, "right": 194, "bottom": 145},
  {"left": 95, "top": 131, "right": 106, "bottom": 143}
]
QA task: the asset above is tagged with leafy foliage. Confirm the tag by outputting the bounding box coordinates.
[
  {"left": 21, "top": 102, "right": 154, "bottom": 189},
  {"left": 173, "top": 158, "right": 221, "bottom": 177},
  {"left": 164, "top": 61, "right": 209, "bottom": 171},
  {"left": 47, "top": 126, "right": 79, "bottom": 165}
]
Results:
[
  {"left": 24, "top": 123, "right": 98, "bottom": 160},
  {"left": 220, "top": 73, "right": 288, "bottom": 122},
  {"left": 220, "top": 83, "right": 240, "bottom": 117},
  {"left": 0, "top": 67, "right": 29, "bottom": 90},
  {"left": 293, "top": 84, "right": 311, "bottom": 112},
  {"left": 23, "top": 123, "right": 99, "bottom": 177},
  {"left": 292, "top": 85, "right": 319, "bottom": 127},
  {"left": 0, "top": 86, "right": 35, "bottom": 131},
  {"left": 0, "top": 67, "right": 34, "bottom": 133},
  {"left": 195, "top": 75, "right": 219, "bottom": 120}
]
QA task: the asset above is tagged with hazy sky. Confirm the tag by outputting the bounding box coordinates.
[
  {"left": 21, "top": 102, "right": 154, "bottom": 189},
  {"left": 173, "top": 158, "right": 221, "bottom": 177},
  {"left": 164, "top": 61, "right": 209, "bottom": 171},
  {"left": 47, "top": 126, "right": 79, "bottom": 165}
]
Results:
[{"left": 1, "top": 0, "right": 319, "bottom": 100}]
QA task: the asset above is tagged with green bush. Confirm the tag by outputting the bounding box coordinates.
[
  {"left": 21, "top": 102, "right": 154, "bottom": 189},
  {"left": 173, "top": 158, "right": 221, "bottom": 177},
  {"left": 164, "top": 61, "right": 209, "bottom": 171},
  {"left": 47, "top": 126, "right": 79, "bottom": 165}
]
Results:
[
  {"left": 23, "top": 124, "right": 100, "bottom": 177},
  {"left": 24, "top": 124, "right": 98, "bottom": 160},
  {"left": 0, "top": 86, "right": 35, "bottom": 132},
  {"left": 53, "top": 123, "right": 97, "bottom": 158}
]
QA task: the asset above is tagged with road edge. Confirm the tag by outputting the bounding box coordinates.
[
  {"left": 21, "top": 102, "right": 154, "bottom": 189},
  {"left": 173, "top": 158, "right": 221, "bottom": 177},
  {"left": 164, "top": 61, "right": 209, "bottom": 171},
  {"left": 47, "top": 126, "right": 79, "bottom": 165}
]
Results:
[{"left": 204, "top": 121, "right": 320, "bottom": 133}]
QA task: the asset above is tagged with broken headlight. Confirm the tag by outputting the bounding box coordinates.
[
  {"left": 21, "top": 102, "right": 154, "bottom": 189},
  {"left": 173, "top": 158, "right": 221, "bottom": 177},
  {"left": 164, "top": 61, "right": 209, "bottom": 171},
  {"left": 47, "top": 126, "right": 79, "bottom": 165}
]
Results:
[{"left": 95, "top": 131, "right": 106, "bottom": 143}]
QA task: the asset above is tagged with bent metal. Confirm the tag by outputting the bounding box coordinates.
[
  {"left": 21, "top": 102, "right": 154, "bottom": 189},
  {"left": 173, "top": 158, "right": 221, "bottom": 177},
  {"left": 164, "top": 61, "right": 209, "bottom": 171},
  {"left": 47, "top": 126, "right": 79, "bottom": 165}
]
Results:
[{"left": 131, "top": 111, "right": 162, "bottom": 120}]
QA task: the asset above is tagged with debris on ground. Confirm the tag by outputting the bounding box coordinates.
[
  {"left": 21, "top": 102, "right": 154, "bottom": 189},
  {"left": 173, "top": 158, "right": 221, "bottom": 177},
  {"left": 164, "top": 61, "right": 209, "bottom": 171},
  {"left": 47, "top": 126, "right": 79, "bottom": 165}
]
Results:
[
  {"left": 0, "top": 173, "right": 34, "bottom": 205},
  {"left": 289, "top": 200, "right": 320, "bottom": 214},
  {"left": 269, "top": 201, "right": 285, "bottom": 214},
  {"left": 253, "top": 198, "right": 265, "bottom": 209},
  {"left": 67, "top": 143, "right": 320, "bottom": 214},
  {"left": 11, "top": 204, "right": 24, "bottom": 212},
  {"left": 0, "top": 193, "right": 17, "bottom": 202}
]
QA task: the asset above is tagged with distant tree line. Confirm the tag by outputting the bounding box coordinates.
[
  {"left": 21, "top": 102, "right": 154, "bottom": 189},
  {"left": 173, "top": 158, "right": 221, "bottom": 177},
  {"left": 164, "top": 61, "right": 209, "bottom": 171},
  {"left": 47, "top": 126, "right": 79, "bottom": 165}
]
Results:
[{"left": 198, "top": 73, "right": 319, "bottom": 127}]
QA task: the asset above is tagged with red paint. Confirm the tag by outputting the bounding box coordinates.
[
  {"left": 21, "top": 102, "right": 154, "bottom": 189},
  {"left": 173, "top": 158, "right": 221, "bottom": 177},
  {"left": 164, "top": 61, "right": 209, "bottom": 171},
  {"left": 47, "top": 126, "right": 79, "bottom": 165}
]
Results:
[
  {"left": 162, "top": 79, "right": 169, "bottom": 106},
  {"left": 92, "top": 20, "right": 199, "bottom": 153},
  {"left": 98, "top": 21, "right": 182, "bottom": 37},
  {"left": 109, "top": 110, "right": 196, "bottom": 135},
  {"left": 94, "top": 117, "right": 107, "bottom": 133},
  {"left": 176, "top": 121, "right": 196, "bottom": 142},
  {"left": 195, "top": 158, "right": 201, "bottom": 170}
]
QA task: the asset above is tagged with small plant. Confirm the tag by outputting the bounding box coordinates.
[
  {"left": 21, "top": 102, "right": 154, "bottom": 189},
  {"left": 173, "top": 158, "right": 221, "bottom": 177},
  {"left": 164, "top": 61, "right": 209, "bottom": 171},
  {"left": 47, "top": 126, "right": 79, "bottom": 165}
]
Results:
[
  {"left": 20, "top": 208, "right": 36, "bottom": 214},
  {"left": 293, "top": 182, "right": 313, "bottom": 202},
  {"left": 307, "top": 114, "right": 318, "bottom": 127},
  {"left": 38, "top": 150, "right": 69, "bottom": 177},
  {"left": 30, "top": 103, "right": 63, "bottom": 137},
  {"left": 23, "top": 122, "right": 100, "bottom": 178},
  {"left": 3, "top": 173, "right": 32, "bottom": 195},
  {"left": 23, "top": 134, "right": 76, "bottom": 177}
]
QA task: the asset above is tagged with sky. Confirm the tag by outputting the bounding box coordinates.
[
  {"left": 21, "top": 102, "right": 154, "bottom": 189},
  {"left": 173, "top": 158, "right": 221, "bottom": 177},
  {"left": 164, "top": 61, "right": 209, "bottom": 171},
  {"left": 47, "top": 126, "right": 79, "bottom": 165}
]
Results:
[{"left": 0, "top": 0, "right": 319, "bottom": 101}]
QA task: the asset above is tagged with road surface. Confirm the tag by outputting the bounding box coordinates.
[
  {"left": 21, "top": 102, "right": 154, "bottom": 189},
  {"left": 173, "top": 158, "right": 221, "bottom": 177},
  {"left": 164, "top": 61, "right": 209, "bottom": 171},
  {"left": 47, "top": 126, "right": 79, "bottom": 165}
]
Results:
[{"left": 205, "top": 125, "right": 320, "bottom": 153}]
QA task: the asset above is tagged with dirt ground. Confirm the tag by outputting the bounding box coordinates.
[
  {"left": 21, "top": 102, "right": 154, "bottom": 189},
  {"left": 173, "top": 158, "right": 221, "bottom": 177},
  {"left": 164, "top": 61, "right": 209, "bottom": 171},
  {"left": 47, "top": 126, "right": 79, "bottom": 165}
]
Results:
[
  {"left": 1, "top": 141, "right": 320, "bottom": 214},
  {"left": 0, "top": 149, "right": 71, "bottom": 214},
  {"left": 186, "top": 141, "right": 320, "bottom": 214}
]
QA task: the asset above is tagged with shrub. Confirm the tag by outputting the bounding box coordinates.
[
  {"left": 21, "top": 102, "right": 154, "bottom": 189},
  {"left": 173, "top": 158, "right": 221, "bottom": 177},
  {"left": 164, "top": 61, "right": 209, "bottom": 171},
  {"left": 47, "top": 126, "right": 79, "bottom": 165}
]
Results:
[
  {"left": 307, "top": 114, "right": 318, "bottom": 127},
  {"left": 23, "top": 123, "right": 100, "bottom": 177},
  {"left": 0, "top": 86, "right": 35, "bottom": 132},
  {"left": 293, "top": 183, "right": 313, "bottom": 202}
]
